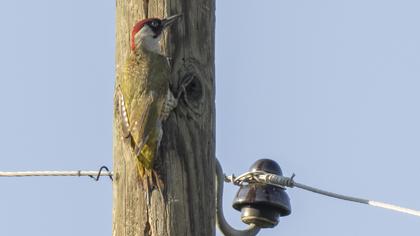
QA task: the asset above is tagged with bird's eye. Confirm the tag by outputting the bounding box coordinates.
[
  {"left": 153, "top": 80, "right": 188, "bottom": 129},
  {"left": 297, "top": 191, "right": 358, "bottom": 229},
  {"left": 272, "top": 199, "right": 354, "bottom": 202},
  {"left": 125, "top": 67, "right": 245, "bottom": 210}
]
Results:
[{"left": 151, "top": 21, "right": 159, "bottom": 27}]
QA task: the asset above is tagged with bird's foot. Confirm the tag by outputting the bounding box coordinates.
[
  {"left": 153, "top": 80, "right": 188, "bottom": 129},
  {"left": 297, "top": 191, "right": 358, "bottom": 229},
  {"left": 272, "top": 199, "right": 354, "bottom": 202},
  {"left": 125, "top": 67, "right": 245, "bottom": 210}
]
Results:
[
  {"left": 161, "top": 89, "right": 178, "bottom": 120},
  {"left": 161, "top": 74, "right": 195, "bottom": 119},
  {"left": 176, "top": 74, "right": 194, "bottom": 106},
  {"left": 165, "top": 56, "right": 173, "bottom": 69}
]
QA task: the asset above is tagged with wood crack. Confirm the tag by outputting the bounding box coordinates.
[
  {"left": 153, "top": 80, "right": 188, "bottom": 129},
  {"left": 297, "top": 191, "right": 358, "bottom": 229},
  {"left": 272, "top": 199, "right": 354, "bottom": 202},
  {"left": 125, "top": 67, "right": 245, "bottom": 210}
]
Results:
[{"left": 144, "top": 0, "right": 150, "bottom": 18}]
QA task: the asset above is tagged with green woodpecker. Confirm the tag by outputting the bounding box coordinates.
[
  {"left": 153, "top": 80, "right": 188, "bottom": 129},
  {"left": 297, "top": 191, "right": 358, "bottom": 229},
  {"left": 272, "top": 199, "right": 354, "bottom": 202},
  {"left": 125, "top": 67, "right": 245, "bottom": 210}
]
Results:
[{"left": 117, "top": 14, "right": 181, "bottom": 187}]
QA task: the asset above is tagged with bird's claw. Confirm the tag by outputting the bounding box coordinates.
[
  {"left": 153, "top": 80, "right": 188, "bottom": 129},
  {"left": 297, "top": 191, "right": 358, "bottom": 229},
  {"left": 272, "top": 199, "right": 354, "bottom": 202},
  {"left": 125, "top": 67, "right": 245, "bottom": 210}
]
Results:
[
  {"left": 161, "top": 90, "right": 178, "bottom": 120},
  {"left": 165, "top": 56, "right": 173, "bottom": 69},
  {"left": 177, "top": 74, "right": 194, "bottom": 104}
]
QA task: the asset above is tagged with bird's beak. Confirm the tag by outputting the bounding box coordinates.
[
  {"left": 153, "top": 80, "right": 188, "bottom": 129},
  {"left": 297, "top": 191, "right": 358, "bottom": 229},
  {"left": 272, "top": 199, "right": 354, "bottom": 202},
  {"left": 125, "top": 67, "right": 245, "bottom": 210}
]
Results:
[{"left": 161, "top": 14, "right": 182, "bottom": 28}]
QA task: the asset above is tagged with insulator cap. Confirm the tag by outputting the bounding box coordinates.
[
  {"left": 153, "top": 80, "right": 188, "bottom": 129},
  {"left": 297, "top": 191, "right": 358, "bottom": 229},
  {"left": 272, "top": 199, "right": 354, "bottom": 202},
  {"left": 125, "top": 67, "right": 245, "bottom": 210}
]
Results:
[
  {"left": 249, "top": 158, "right": 283, "bottom": 175},
  {"left": 232, "top": 159, "right": 291, "bottom": 228}
]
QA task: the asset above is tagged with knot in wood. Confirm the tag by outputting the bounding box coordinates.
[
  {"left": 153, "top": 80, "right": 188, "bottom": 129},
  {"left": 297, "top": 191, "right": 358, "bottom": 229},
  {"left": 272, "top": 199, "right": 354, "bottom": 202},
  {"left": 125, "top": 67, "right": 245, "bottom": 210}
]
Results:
[{"left": 177, "top": 58, "right": 205, "bottom": 116}]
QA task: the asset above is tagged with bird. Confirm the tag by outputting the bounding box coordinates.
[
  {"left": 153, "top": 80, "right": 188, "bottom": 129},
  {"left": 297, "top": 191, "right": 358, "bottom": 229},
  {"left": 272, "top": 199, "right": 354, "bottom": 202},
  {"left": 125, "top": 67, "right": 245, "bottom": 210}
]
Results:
[{"left": 116, "top": 14, "right": 182, "bottom": 191}]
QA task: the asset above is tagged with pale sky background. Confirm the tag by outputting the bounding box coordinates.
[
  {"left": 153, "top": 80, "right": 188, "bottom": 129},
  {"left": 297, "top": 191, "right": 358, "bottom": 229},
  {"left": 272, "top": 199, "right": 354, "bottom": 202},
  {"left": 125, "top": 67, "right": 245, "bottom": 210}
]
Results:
[{"left": 0, "top": 0, "right": 419, "bottom": 235}]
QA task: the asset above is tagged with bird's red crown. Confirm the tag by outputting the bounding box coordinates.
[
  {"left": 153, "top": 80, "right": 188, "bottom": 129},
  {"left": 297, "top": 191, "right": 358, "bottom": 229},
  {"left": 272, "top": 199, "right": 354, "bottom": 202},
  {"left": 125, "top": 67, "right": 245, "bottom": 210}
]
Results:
[{"left": 131, "top": 18, "right": 159, "bottom": 51}]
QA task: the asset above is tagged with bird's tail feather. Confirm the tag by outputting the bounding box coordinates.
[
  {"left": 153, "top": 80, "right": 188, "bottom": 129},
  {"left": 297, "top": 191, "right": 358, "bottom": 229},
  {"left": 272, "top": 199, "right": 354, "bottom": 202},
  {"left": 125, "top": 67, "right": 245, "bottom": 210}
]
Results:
[{"left": 136, "top": 143, "right": 164, "bottom": 194}]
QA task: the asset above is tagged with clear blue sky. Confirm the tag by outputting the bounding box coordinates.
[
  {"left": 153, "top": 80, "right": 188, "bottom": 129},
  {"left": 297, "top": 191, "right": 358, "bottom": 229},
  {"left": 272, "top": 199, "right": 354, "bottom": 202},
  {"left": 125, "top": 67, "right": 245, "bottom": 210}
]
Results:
[{"left": 0, "top": 0, "right": 419, "bottom": 235}]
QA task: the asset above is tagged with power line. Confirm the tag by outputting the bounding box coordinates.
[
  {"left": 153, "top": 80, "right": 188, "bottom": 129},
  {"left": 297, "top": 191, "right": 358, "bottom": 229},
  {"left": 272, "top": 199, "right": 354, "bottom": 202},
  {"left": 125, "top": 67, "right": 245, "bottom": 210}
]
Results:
[
  {"left": 0, "top": 166, "right": 113, "bottom": 181},
  {"left": 2, "top": 164, "right": 419, "bottom": 217},
  {"left": 226, "top": 170, "right": 420, "bottom": 218}
]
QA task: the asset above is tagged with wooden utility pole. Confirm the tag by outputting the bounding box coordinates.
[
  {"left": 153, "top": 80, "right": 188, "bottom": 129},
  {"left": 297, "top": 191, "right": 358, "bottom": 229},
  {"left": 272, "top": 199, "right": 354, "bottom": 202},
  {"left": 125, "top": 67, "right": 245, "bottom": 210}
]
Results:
[{"left": 113, "top": 0, "right": 215, "bottom": 236}]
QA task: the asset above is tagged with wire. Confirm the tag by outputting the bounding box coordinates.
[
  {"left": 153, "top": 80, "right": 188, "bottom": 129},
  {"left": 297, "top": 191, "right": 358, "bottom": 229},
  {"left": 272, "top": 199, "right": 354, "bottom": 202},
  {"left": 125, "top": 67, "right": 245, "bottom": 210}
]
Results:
[
  {"left": 0, "top": 168, "right": 113, "bottom": 181},
  {"left": 88, "top": 166, "right": 113, "bottom": 181},
  {"left": 294, "top": 181, "right": 420, "bottom": 217},
  {"left": 226, "top": 171, "right": 420, "bottom": 218}
]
